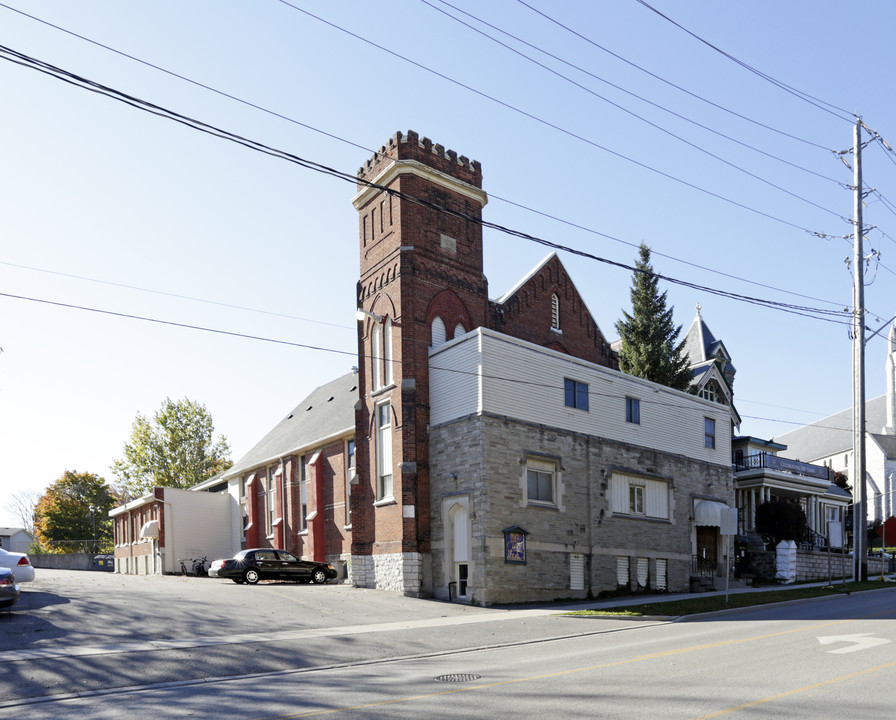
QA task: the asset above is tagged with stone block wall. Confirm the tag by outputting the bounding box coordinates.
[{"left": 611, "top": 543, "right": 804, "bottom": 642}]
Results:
[{"left": 430, "top": 413, "right": 734, "bottom": 605}]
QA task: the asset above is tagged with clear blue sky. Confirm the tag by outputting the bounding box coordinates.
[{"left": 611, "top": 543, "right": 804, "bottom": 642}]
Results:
[{"left": 2, "top": 1, "right": 895, "bottom": 525}]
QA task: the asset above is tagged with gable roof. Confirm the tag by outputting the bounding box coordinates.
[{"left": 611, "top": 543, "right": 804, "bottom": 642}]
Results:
[
  {"left": 776, "top": 394, "right": 887, "bottom": 461},
  {"left": 494, "top": 252, "right": 556, "bottom": 305},
  {"left": 223, "top": 371, "right": 359, "bottom": 479}
]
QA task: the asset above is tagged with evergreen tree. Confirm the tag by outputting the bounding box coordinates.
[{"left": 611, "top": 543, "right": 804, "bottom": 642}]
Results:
[{"left": 615, "top": 243, "right": 692, "bottom": 391}]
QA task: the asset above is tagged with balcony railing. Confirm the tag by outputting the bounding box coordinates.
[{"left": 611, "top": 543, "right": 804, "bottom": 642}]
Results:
[{"left": 733, "top": 452, "right": 830, "bottom": 481}]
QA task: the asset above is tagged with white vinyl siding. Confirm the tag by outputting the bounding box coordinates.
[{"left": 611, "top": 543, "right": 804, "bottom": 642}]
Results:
[
  {"left": 610, "top": 472, "right": 670, "bottom": 519},
  {"left": 429, "top": 328, "right": 730, "bottom": 465}
]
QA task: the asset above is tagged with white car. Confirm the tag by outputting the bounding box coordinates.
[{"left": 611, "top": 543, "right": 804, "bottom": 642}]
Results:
[{"left": 0, "top": 548, "right": 35, "bottom": 583}]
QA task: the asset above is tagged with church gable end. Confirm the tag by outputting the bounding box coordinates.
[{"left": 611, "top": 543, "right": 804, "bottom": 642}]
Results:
[{"left": 491, "top": 254, "right": 617, "bottom": 369}]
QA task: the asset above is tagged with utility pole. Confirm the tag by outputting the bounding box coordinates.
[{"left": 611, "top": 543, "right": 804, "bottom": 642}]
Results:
[{"left": 852, "top": 119, "right": 868, "bottom": 582}]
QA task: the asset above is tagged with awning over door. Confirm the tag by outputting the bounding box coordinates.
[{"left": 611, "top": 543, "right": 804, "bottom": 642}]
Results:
[
  {"left": 694, "top": 500, "right": 731, "bottom": 527},
  {"left": 140, "top": 520, "right": 160, "bottom": 539}
]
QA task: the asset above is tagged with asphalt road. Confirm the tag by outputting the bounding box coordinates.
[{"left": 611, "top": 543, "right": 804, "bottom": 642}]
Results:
[{"left": 3, "top": 570, "right": 896, "bottom": 719}]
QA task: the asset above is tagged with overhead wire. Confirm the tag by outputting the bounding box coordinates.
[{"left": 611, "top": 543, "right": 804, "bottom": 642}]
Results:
[
  {"left": 632, "top": 0, "right": 856, "bottom": 122},
  {"left": 0, "top": 260, "right": 356, "bottom": 329},
  {"left": 419, "top": 0, "right": 847, "bottom": 221},
  {"left": 430, "top": 0, "right": 845, "bottom": 187},
  {"left": 0, "top": 288, "right": 866, "bottom": 433},
  {"left": 274, "top": 1, "right": 843, "bottom": 237},
  {"left": 0, "top": 43, "right": 852, "bottom": 326},
  {"left": 0, "top": 4, "right": 856, "bottom": 311},
  {"left": 514, "top": 0, "right": 838, "bottom": 151}
]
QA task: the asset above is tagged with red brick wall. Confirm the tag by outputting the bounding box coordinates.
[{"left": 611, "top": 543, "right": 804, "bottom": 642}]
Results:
[
  {"left": 491, "top": 254, "right": 618, "bottom": 369},
  {"left": 354, "top": 131, "right": 488, "bottom": 561}
]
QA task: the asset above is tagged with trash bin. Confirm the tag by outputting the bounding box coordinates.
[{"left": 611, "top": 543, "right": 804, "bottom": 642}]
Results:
[{"left": 93, "top": 555, "right": 114, "bottom": 572}]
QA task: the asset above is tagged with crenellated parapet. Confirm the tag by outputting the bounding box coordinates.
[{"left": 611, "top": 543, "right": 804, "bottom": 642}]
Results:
[{"left": 357, "top": 130, "right": 482, "bottom": 189}]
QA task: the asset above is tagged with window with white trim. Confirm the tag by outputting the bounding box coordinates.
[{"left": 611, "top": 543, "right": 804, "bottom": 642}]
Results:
[
  {"left": 524, "top": 457, "right": 559, "bottom": 507},
  {"left": 345, "top": 439, "right": 356, "bottom": 526},
  {"left": 299, "top": 456, "right": 308, "bottom": 531},
  {"left": 376, "top": 401, "right": 393, "bottom": 500},
  {"left": 551, "top": 293, "right": 560, "bottom": 330},
  {"left": 629, "top": 484, "right": 644, "bottom": 514},
  {"left": 609, "top": 472, "right": 670, "bottom": 519},
  {"left": 431, "top": 316, "right": 446, "bottom": 349},
  {"left": 383, "top": 316, "right": 393, "bottom": 386},
  {"left": 372, "top": 323, "right": 382, "bottom": 389}
]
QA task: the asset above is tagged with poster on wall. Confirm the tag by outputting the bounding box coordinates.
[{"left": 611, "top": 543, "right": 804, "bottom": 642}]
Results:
[{"left": 503, "top": 526, "right": 528, "bottom": 564}]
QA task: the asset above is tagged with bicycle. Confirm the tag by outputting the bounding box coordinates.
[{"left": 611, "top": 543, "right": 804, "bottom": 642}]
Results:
[{"left": 177, "top": 557, "right": 208, "bottom": 577}]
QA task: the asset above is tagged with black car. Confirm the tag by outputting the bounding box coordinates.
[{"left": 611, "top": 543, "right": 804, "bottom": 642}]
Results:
[{"left": 208, "top": 549, "right": 337, "bottom": 585}]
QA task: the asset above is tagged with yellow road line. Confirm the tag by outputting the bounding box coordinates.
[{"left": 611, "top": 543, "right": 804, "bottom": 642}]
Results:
[{"left": 257, "top": 617, "right": 865, "bottom": 719}]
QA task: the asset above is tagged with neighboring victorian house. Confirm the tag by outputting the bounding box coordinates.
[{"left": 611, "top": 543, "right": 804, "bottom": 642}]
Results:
[
  {"left": 350, "top": 130, "right": 737, "bottom": 604},
  {"left": 732, "top": 436, "right": 850, "bottom": 548},
  {"left": 776, "top": 319, "right": 896, "bottom": 524}
]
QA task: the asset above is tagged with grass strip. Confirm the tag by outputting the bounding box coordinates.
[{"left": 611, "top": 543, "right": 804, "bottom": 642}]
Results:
[{"left": 568, "top": 580, "right": 895, "bottom": 618}]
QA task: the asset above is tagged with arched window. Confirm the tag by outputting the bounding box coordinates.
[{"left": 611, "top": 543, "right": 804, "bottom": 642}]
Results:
[
  {"left": 454, "top": 322, "right": 466, "bottom": 339},
  {"left": 431, "top": 316, "right": 446, "bottom": 348},
  {"left": 551, "top": 293, "right": 560, "bottom": 330},
  {"left": 383, "top": 317, "right": 393, "bottom": 386},
  {"left": 371, "top": 323, "right": 382, "bottom": 389}
]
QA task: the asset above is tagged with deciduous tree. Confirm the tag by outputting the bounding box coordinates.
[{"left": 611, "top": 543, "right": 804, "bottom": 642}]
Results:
[
  {"left": 615, "top": 243, "right": 692, "bottom": 391},
  {"left": 112, "top": 397, "right": 232, "bottom": 499},
  {"left": 33, "top": 471, "right": 118, "bottom": 553}
]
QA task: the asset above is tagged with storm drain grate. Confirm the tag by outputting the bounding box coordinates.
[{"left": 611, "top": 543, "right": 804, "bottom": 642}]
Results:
[{"left": 434, "top": 674, "right": 482, "bottom": 683}]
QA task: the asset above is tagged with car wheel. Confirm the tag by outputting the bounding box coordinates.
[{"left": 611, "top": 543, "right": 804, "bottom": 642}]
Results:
[
  {"left": 311, "top": 567, "right": 328, "bottom": 584},
  {"left": 243, "top": 569, "right": 260, "bottom": 585}
]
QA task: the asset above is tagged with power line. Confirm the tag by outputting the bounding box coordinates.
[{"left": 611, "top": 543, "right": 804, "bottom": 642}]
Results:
[
  {"left": 0, "top": 6, "right": 854, "bottom": 312},
  {"left": 275, "top": 1, "right": 842, "bottom": 237},
  {"left": 633, "top": 0, "right": 855, "bottom": 122},
  {"left": 0, "top": 43, "right": 852, "bottom": 325},
  {"left": 0, "top": 288, "right": 871, "bottom": 434},
  {"left": 420, "top": 0, "right": 847, "bottom": 221},
  {"left": 430, "top": 0, "right": 844, "bottom": 187},
  {"left": 514, "top": 0, "right": 840, "bottom": 152},
  {"left": 0, "top": 259, "right": 355, "bottom": 330}
]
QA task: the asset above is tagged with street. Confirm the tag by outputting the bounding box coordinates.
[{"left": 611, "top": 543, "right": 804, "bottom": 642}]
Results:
[{"left": 2, "top": 570, "right": 895, "bottom": 718}]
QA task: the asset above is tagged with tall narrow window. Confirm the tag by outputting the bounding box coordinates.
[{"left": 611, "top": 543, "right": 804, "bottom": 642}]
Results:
[
  {"left": 551, "top": 293, "right": 560, "bottom": 330},
  {"left": 267, "top": 466, "right": 278, "bottom": 536},
  {"left": 704, "top": 418, "right": 716, "bottom": 449},
  {"left": 431, "top": 316, "right": 446, "bottom": 348},
  {"left": 346, "top": 439, "right": 356, "bottom": 526},
  {"left": 383, "top": 317, "right": 393, "bottom": 386},
  {"left": 629, "top": 484, "right": 644, "bottom": 514},
  {"left": 299, "top": 456, "right": 308, "bottom": 531},
  {"left": 377, "top": 402, "right": 393, "bottom": 500},
  {"left": 371, "top": 323, "right": 382, "bottom": 389},
  {"left": 625, "top": 397, "right": 640, "bottom": 424}
]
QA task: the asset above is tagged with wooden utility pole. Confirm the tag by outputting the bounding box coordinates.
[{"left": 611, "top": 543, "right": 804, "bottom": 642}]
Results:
[{"left": 852, "top": 120, "right": 868, "bottom": 582}]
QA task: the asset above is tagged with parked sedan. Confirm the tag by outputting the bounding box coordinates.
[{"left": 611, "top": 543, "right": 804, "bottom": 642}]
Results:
[
  {"left": 209, "top": 549, "right": 337, "bottom": 585},
  {"left": 0, "top": 548, "right": 34, "bottom": 583},
  {"left": 0, "top": 568, "right": 20, "bottom": 609}
]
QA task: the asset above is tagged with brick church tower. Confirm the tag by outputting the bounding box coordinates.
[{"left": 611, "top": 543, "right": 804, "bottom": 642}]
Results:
[{"left": 351, "top": 131, "right": 488, "bottom": 594}]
